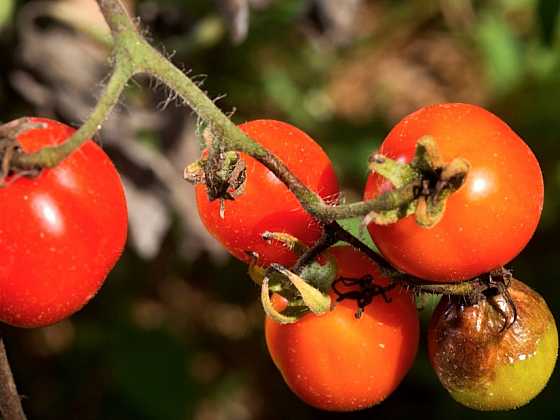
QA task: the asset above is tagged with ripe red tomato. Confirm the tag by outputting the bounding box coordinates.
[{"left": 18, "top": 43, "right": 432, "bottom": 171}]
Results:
[
  {"left": 0, "top": 118, "right": 127, "bottom": 328},
  {"left": 265, "top": 246, "right": 419, "bottom": 411},
  {"left": 195, "top": 120, "right": 339, "bottom": 267},
  {"left": 364, "top": 103, "right": 544, "bottom": 282}
]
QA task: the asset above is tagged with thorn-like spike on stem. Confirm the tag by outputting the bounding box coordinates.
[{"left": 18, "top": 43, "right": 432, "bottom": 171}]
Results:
[{"left": 262, "top": 231, "right": 309, "bottom": 256}]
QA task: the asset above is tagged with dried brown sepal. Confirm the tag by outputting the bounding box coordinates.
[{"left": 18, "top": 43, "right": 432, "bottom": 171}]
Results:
[
  {"left": 261, "top": 231, "right": 309, "bottom": 257},
  {"left": 0, "top": 118, "right": 46, "bottom": 184},
  {"left": 412, "top": 135, "right": 444, "bottom": 171},
  {"left": 193, "top": 148, "right": 247, "bottom": 202},
  {"left": 414, "top": 157, "right": 470, "bottom": 227},
  {"left": 415, "top": 194, "right": 445, "bottom": 227},
  {"left": 183, "top": 159, "right": 206, "bottom": 184}
]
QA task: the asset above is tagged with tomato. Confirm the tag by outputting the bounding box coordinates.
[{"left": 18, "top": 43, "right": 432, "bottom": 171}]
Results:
[
  {"left": 265, "top": 246, "right": 419, "bottom": 411},
  {"left": 364, "top": 103, "right": 544, "bottom": 282},
  {"left": 195, "top": 120, "right": 339, "bottom": 267},
  {"left": 0, "top": 118, "right": 127, "bottom": 328},
  {"left": 428, "top": 279, "right": 558, "bottom": 410}
]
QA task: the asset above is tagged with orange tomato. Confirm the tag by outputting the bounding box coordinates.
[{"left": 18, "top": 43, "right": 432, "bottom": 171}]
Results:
[{"left": 265, "top": 246, "right": 419, "bottom": 411}]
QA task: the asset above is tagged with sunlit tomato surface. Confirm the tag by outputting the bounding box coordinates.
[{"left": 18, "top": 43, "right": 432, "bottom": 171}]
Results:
[
  {"left": 195, "top": 120, "right": 339, "bottom": 267},
  {"left": 265, "top": 246, "right": 420, "bottom": 411},
  {"left": 0, "top": 118, "right": 127, "bottom": 328},
  {"left": 364, "top": 103, "right": 544, "bottom": 282}
]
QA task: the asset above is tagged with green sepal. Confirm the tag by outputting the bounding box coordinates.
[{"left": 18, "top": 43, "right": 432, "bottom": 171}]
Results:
[
  {"left": 299, "top": 256, "right": 337, "bottom": 293},
  {"left": 364, "top": 199, "right": 417, "bottom": 226},
  {"left": 270, "top": 264, "right": 331, "bottom": 315},
  {"left": 369, "top": 154, "right": 418, "bottom": 188},
  {"left": 261, "top": 278, "right": 300, "bottom": 324}
]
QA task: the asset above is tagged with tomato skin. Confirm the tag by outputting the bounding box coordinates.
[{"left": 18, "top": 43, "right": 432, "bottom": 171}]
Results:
[
  {"left": 364, "top": 103, "right": 544, "bottom": 282},
  {"left": 0, "top": 118, "right": 127, "bottom": 328},
  {"left": 195, "top": 120, "right": 339, "bottom": 267},
  {"left": 265, "top": 246, "right": 419, "bottom": 411}
]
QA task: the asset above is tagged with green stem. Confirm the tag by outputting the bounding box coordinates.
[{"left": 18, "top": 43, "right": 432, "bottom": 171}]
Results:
[
  {"left": 8, "top": 0, "right": 419, "bottom": 224},
  {"left": 137, "top": 44, "right": 325, "bottom": 215},
  {"left": 12, "top": 59, "right": 133, "bottom": 169},
  {"left": 96, "top": 0, "right": 137, "bottom": 36},
  {"left": 137, "top": 43, "right": 423, "bottom": 222}
]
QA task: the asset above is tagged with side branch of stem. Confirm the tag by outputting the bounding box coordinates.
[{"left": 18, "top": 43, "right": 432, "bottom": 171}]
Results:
[{"left": 11, "top": 60, "right": 133, "bottom": 169}]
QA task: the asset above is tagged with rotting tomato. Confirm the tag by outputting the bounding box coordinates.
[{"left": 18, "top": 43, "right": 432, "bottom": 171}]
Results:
[
  {"left": 265, "top": 246, "right": 419, "bottom": 411},
  {"left": 195, "top": 119, "right": 339, "bottom": 267},
  {"left": 0, "top": 118, "right": 128, "bottom": 328},
  {"left": 364, "top": 103, "right": 544, "bottom": 282},
  {"left": 428, "top": 279, "right": 558, "bottom": 410}
]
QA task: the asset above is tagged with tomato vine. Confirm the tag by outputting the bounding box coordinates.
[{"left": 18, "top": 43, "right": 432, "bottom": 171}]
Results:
[{"left": 0, "top": 0, "right": 554, "bottom": 417}]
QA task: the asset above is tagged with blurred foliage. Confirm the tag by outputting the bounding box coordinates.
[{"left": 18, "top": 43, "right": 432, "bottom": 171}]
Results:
[{"left": 0, "top": 0, "right": 559, "bottom": 419}]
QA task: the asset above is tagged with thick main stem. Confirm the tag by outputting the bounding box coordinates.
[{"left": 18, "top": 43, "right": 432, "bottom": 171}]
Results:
[{"left": 0, "top": 338, "right": 26, "bottom": 420}]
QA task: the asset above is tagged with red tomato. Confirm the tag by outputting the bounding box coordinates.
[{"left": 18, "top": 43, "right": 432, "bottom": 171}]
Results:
[
  {"left": 0, "top": 118, "right": 127, "bottom": 328},
  {"left": 265, "top": 246, "right": 419, "bottom": 411},
  {"left": 364, "top": 103, "right": 544, "bottom": 282},
  {"left": 195, "top": 120, "right": 339, "bottom": 267}
]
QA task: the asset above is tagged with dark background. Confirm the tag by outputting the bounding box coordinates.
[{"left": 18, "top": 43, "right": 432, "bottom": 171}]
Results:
[{"left": 0, "top": 0, "right": 559, "bottom": 419}]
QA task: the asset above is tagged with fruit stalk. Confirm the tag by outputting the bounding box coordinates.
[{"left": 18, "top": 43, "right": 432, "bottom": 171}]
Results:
[{"left": 0, "top": 338, "right": 26, "bottom": 420}]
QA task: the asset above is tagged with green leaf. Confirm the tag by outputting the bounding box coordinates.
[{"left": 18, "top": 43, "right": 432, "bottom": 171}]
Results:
[
  {"left": 337, "top": 217, "right": 377, "bottom": 251},
  {"left": 477, "top": 14, "right": 523, "bottom": 94},
  {"left": 0, "top": 0, "right": 13, "bottom": 29}
]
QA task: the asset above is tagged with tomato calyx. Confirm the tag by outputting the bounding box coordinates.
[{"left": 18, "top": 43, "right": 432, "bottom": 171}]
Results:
[
  {"left": 367, "top": 135, "right": 470, "bottom": 228},
  {"left": 332, "top": 274, "right": 395, "bottom": 319},
  {"left": 248, "top": 231, "right": 338, "bottom": 324},
  {"left": 0, "top": 118, "right": 46, "bottom": 184},
  {"left": 259, "top": 260, "right": 336, "bottom": 324},
  {"left": 185, "top": 149, "right": 246, "bottom": 200}
]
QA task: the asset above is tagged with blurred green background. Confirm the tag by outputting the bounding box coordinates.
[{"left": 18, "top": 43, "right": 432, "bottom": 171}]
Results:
[{"left": 0, "top": 0, "right": 559, "bottom": 419}]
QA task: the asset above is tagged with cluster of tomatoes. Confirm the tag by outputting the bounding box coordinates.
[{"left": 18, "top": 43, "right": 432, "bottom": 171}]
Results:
[
  {"left": 193, "top": 104, "right": 558, "bottom": 412},
  {"left": 0, "top": 104, "right": 556, "bottom": 412}
]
